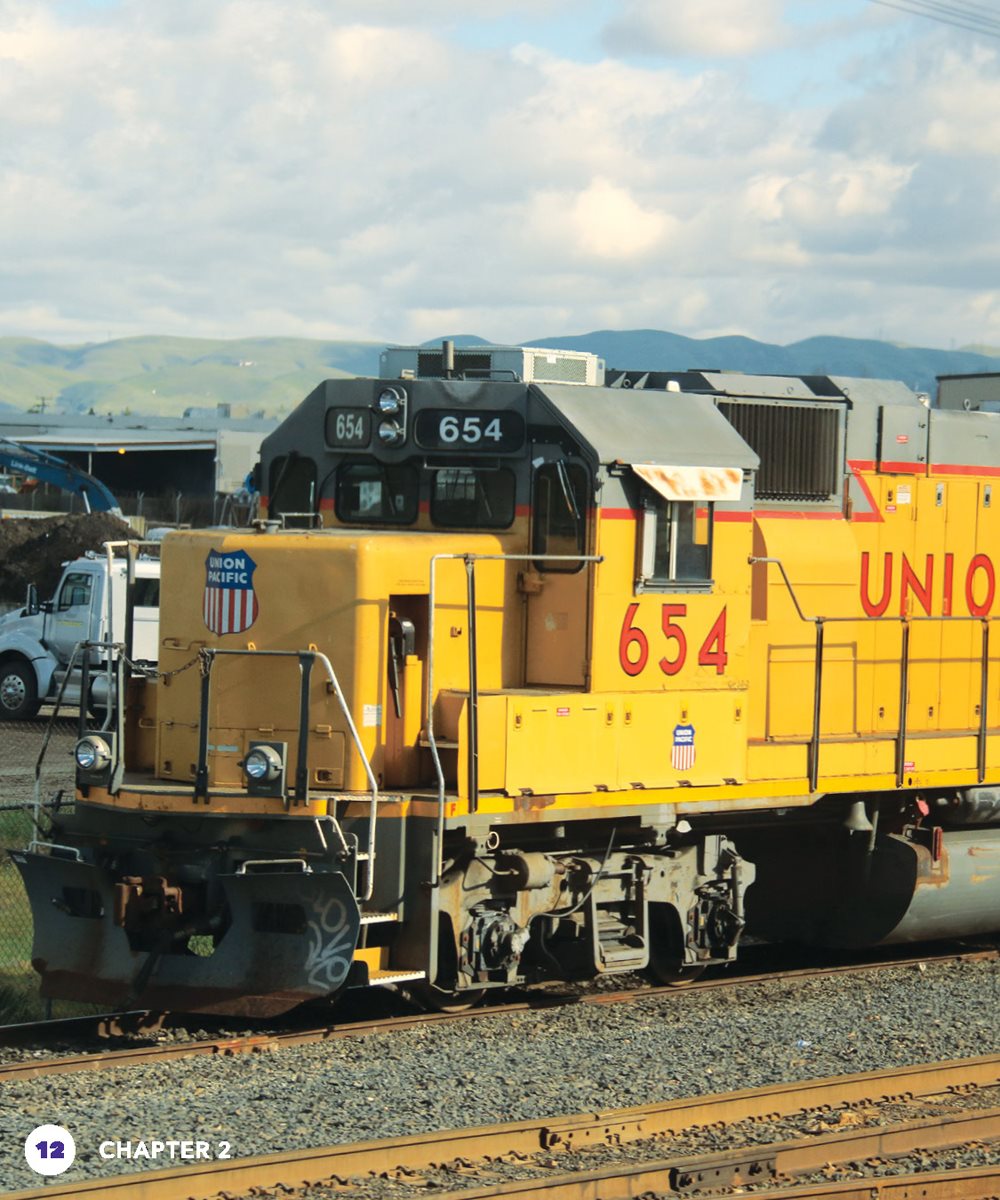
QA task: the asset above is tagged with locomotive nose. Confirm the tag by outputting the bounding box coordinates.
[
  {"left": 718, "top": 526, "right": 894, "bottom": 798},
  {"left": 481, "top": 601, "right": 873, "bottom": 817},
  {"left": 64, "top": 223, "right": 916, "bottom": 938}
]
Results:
[{"left": 11, "top": 850, "right": 361, "bottom": 1018}]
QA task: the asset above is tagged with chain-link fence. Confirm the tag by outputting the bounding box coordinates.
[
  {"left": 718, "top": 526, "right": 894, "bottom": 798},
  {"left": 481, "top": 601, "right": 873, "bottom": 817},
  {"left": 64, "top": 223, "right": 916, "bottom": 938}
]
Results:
[
  {"left": 1, "top": 486, "right": 227, "bottom": 526},
  {"left": 0, "top": 716, "right": 80, "bottom": 1024}
]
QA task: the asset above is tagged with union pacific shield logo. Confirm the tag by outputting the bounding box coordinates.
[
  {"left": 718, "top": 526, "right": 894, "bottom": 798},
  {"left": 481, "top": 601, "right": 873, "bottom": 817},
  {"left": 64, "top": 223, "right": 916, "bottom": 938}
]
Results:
[
  {"left": 204, "top": 548, "right": 259, "bottom": 635},
  {"left": 671, "top": 723, "right": 696, "bottom": 772}
]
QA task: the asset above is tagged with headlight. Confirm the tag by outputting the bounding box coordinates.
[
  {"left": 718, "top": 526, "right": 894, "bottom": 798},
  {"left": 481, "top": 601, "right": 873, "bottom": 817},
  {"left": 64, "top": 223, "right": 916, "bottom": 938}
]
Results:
[
  {"left": 378, "top": 419, "right": 404, "bottom": 445},
  {"left": 244, "top": 744, "right": 283, "bottom": 783},
  {"left": 377, "top": 387, "right": 405, "bottom": 415},
  {"left": 75, "top": 735, "right": 112, "bottom": 772}
]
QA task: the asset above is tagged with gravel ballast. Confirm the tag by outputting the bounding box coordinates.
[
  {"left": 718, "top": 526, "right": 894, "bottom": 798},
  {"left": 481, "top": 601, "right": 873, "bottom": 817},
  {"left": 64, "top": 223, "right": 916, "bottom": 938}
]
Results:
[{"left": 3, "top": 955, "right": 1000, "bottom": 1192}]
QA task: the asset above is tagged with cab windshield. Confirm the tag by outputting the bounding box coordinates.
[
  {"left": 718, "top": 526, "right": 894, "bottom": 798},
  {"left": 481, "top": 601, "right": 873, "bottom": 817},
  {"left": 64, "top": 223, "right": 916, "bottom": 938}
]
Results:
[{"left": 335, "top": 460, "right": 516, "bottom": 530}]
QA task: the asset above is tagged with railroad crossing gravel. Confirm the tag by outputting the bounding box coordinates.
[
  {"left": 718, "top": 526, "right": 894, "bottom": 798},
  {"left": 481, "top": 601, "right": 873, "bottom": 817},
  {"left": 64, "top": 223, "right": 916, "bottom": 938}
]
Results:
[{"left": 3, "top": 955, "right": 1000, "bottom": 1193}]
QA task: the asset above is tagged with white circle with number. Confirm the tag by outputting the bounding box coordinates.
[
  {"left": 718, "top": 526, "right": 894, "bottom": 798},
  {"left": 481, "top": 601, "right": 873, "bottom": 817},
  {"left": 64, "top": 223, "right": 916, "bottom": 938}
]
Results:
[{"left": 24, "top": 1125, "right": 75, "bottom": 1175}]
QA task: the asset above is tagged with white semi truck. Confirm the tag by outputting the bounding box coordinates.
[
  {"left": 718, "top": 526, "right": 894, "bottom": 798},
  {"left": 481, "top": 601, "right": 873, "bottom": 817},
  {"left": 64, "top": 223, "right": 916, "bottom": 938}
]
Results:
[{"left": 0, "top": 542, "right": 159, "bottom": 720}]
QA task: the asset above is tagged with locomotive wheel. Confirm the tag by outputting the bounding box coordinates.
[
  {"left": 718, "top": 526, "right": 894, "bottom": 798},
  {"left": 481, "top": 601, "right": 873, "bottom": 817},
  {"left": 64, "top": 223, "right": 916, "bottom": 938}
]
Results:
[
  {"left": 645, "top": 956, "right": 707, "bottom": 987},
  {"left": 413, "top": 982, "right": 487, "bottom": 1012},
  {"left": 645, "top": 902, "right": 707, "bottom": 986}
]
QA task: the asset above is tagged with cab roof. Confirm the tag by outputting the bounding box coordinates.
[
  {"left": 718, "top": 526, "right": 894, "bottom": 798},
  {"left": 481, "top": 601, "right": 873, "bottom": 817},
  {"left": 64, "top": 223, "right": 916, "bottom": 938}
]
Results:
[{"left": 532, "top": 382, "right": 759, "bottom": 472}]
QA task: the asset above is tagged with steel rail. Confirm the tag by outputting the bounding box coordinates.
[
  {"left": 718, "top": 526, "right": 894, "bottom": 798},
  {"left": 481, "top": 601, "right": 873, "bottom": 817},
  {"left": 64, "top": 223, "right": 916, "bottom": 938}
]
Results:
[
  {"left": 5, "top": 1054, "right": 1000, "bottom": 1200},
  {"left": 432, "top": 1108, "right": 1000, "bottom": 1198},
  {"left": 669, "top": 1105, "right": 1000, "bottom": 1192},
  {"left": 2, "top": 946, "right": 996, "bottom": 1082},
  {"left": 434, "top": 1163, "right": 1000, "bottom": 1200}
]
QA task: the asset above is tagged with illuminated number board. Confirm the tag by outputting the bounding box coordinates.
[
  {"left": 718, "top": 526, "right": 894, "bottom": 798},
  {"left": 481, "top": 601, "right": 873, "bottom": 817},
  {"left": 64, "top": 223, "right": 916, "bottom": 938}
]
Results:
[
  {"left": 414, "top": 409, "right": 525, "bottom": 452},
  {"left": 325, "top": 407, "right": 372, "bottom": 448}
]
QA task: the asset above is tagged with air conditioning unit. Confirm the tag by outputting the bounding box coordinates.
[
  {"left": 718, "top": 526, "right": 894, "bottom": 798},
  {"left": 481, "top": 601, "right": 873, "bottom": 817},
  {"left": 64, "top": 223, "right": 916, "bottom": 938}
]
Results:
[{"left": 379, "top": 344, "right": 605, "bottom": 387}]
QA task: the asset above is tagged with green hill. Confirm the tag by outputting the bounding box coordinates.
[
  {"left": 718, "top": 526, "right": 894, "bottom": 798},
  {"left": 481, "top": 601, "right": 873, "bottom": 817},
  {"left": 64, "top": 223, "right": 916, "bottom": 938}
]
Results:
[
  {"left": 2, "top": 331, "right": 999, "bottom": 416},
  {"left": 0, "top": 336, "right": 383, "bottom": 417},
  {"left": 528, "top": 331, "right": 1000, "bottom": 395}
]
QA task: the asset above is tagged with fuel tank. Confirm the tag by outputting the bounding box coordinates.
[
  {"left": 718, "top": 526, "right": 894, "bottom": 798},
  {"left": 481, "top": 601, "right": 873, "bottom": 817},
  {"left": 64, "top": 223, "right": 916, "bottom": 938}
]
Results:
[{"left": 741, "top": 826, "right": 1000, "bottom": 948}]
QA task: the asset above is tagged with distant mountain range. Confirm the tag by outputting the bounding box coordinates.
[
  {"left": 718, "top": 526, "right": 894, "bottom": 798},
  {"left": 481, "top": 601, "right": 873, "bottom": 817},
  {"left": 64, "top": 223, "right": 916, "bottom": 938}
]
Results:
[{"left": 1, "top": 330, "right": 998, "bottom": 418}]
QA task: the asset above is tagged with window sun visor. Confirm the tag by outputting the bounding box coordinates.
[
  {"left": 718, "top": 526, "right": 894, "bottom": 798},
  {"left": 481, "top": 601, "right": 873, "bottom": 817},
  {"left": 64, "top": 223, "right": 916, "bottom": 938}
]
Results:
[{"left": 631, "top": 463, "right": 744, "bottom": 503}]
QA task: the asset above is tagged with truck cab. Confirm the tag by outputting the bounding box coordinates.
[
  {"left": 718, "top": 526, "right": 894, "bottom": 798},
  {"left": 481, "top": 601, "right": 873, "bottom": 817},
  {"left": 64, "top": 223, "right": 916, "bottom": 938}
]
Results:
[{"left": 0, "top": 545, "right": 159, "bottom": 720}]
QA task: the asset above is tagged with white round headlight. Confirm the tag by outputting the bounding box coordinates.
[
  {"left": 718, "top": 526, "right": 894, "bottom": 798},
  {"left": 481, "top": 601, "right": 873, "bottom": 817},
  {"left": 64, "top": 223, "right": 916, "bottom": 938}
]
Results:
[
  {"left": 245, "top": 745, "right": 282, "bottom": 783},
  {"left": 378, "top": 419, "right": 404, "bottom": 445},
  {"left": 377, "top": 387, "right": 404, "bottom": 415},
  {"left": 75, "top": 735, "right": 112, "bottom": 772}
]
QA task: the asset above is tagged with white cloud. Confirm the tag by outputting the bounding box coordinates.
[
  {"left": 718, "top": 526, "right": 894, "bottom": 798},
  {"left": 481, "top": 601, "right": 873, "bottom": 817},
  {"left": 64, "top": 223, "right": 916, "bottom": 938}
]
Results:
[
  {"left": 0, "top": 1, "right": 999, "bottom": 353},
  {"left": 602, "top": 0, "right": 788, "bottom": 59}
]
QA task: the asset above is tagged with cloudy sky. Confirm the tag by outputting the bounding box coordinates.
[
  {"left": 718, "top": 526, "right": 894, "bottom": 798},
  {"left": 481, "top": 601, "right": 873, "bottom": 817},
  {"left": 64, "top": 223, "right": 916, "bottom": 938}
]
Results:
[{"left": 2, "top": 0, "right": 999, "bottom": 349}]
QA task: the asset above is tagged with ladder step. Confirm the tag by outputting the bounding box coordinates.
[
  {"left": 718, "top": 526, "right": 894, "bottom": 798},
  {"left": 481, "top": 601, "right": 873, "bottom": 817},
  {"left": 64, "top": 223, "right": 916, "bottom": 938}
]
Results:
[
  {"left": 601, "top": 947, "right": 647, "bottom": 967},
  {"left": 369, "top": 969, "right": 426, "bottom": 986},
  {"left": 359, "top": 912, "right": 399, "bottom": 925}
]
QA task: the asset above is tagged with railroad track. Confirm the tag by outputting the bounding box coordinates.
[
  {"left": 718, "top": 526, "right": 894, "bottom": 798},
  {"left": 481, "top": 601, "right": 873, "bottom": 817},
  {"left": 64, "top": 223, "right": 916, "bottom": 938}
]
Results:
[
  {"left": 2, "top": 943, "right": 997, "bottom": 1084},
  {"left": 6, "top": 1052, "right": 1000, "bottom": 1200}
]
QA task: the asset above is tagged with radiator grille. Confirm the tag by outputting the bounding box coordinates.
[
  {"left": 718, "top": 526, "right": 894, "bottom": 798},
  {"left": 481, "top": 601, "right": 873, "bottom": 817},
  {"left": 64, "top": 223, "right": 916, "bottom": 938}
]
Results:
[
  {"left": 416, "top": 351, "right": 494, "bottom": 377},
  {"left": 531, "top": 354, "right": 588, "bottom": 383},
  {"left": 718, "top": 401, "right": 840, "bottom": 501}
]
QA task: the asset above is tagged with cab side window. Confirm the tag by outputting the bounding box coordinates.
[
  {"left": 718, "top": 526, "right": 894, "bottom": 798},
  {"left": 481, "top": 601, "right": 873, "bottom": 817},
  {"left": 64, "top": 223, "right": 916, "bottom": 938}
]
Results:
[
  {"left": 336, "top": 460, "right": 419, "bottom": 525},
  {"left": 269, "top": 454, "right": 317, "bottom": 525},
  {"left": 57, "top": 572, "right": 93, "bottom": 611},
  {"left": 430, "top": 467, "right": 515, "bottom": 528},
  {"left": 532, "top": 462, "right": 589, "bottom": 572},
  {"left": 637, "top": 494, "right": 712, "bottom": 589}
]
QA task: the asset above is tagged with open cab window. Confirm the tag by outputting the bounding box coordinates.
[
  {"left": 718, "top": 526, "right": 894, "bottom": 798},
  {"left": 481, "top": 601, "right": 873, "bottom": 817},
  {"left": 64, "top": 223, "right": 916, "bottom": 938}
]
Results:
[
  {"left": 269, "top": 455, "right": 317, "bottom": 526},
  {"left": 637, "top": 494, "right": 713, "bottom": 591},
  {"left": 531, "top": 462, "right": 589, "bottom": 572}
]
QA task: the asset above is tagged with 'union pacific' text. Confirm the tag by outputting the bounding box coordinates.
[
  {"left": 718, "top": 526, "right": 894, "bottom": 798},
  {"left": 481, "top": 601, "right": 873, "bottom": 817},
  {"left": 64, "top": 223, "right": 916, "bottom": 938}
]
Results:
[{"left": 860, "top": 552, "right": 996, "bottom": 618}]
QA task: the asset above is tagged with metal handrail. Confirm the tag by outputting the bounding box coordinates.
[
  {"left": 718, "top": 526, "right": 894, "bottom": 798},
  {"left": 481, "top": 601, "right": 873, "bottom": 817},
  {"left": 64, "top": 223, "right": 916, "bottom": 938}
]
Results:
[
  {"left": 751, "top": 556, "right": 994, "bottom": 790},
  {"left": 197, "top": 648, "right": 375, "bottom": 898},
  {"left": 426, "top": 551, "right": 603, "bottom": 887}
]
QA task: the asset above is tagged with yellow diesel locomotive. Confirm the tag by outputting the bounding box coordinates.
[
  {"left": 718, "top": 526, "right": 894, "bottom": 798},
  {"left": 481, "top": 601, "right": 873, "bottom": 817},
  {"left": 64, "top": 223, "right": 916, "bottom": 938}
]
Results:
[{"left": 14, "top": 343, "right": 1000, "bottom": 1015}]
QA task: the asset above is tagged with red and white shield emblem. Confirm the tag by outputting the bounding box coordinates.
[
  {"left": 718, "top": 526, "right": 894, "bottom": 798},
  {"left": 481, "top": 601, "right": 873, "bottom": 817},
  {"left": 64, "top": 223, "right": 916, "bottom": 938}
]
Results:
[
  {"left": 671, "top": 723, "right": 696, "bottom": 771},
  {"left": 204, "top": 548, "right": 259, "bottom": 636}
]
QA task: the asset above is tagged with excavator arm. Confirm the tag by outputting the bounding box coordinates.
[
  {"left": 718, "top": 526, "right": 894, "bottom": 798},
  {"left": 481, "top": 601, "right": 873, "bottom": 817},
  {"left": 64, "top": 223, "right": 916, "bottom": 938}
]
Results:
[{"left": 0, "top": 437, "right": 121, "bottom": 514}]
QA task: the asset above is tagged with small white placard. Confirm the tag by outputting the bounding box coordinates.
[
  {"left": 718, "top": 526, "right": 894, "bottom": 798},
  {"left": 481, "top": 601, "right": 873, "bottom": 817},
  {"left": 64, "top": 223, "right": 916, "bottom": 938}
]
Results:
[{"left": 363, "top": 703, "right": 382, "bottom": 727}]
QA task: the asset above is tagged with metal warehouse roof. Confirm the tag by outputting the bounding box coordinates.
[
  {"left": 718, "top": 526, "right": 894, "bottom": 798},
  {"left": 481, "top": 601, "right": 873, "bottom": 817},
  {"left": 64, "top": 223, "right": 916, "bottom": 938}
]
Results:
[{"left": 14, "top": 433, "right": 217, "bottom": 452}]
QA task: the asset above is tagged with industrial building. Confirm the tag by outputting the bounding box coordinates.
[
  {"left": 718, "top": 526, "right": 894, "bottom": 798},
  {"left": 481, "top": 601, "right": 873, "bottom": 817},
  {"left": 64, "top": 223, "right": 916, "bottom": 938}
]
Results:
[{"left": 0, "top": 406, "right": 275, "bottom": 515}]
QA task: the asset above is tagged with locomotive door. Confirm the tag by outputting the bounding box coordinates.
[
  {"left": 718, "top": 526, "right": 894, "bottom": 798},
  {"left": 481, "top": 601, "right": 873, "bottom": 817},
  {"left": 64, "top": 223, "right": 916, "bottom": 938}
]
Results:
[{"left": 524, "top": 458, "right": 592, "bottom": 687}]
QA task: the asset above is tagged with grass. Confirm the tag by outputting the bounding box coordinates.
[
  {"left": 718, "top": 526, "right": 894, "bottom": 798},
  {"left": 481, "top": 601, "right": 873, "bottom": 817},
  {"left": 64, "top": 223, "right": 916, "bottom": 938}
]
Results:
[
  {"left": 0, "top": 853, "right": 103, "bottom": 1023},
  {"left": 0, "top": 858, "right": 33, "bottom": 965},
  {"left": 0, "top": 852, "right": 40, "bottom": 1023},
  {"left": 0, "top": 978, "right": 43, "bottom": 1025}
]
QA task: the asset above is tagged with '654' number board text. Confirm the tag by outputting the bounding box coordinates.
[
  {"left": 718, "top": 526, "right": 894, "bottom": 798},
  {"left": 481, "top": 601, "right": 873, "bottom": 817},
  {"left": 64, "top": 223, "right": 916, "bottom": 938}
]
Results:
[{"left": 619, "top": 603, "right": 728, "bottom": 677}]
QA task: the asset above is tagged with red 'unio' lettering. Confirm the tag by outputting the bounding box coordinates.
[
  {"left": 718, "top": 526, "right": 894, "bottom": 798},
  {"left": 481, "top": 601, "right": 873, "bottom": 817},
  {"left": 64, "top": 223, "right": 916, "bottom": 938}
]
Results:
[
  {"left": 860, "top": 551, "right": 893, "bottom": 617},
  {"left": 943, "top": 553, "right": 955, "bottom": 617},
  {"left": 900, "top": 553, "right": 934, "bottom": 616},
  {"left": 965, "top": 554, "right": 996, "bottom": 617}
]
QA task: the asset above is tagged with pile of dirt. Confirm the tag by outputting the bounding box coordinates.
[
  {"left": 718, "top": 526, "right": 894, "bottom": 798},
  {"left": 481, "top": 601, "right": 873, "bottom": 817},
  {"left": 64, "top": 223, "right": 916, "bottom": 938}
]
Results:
[{"left": 0, "top": 513, "right": 138, "bottom": 604}]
